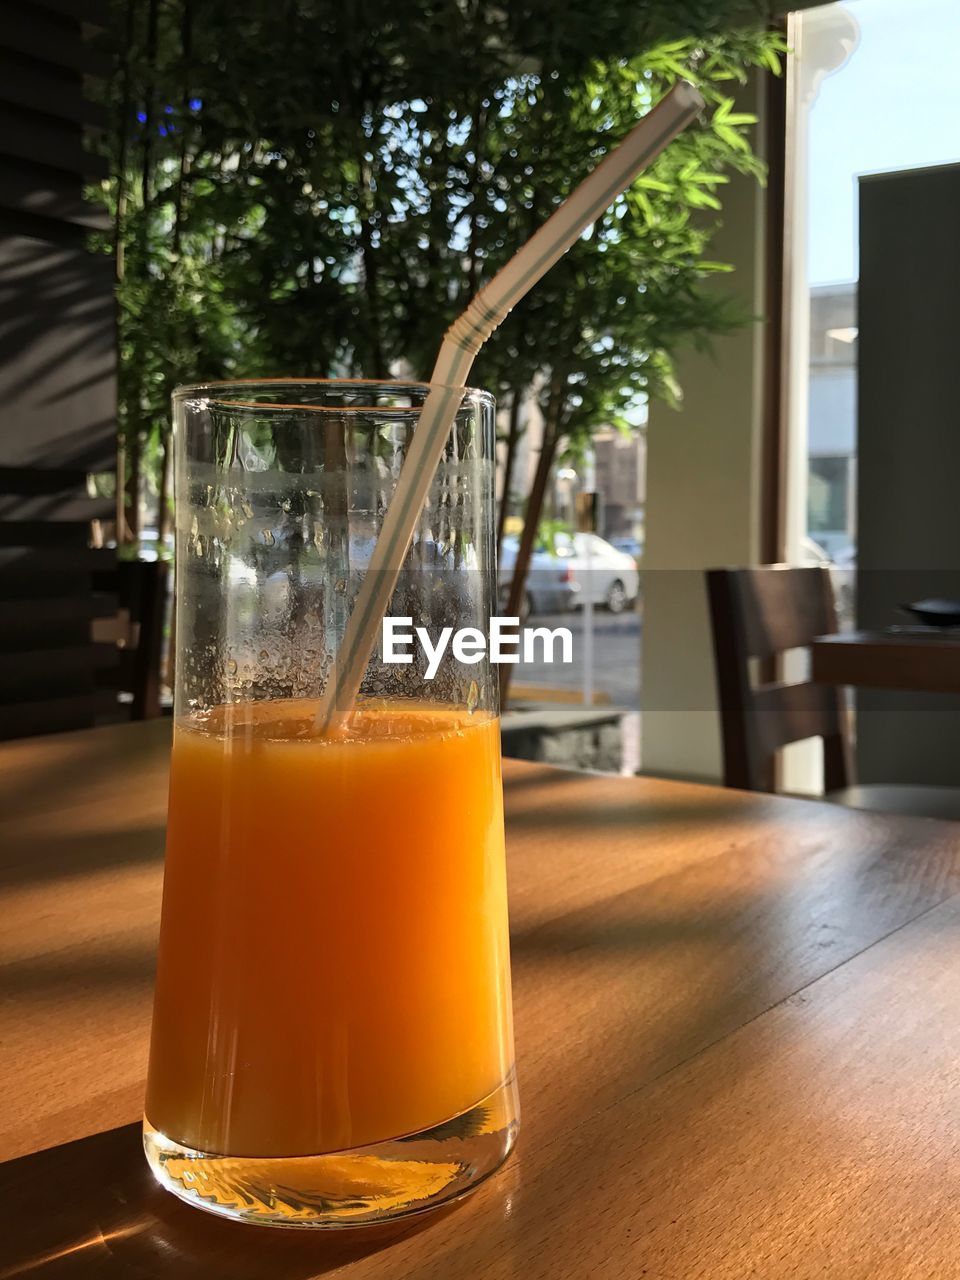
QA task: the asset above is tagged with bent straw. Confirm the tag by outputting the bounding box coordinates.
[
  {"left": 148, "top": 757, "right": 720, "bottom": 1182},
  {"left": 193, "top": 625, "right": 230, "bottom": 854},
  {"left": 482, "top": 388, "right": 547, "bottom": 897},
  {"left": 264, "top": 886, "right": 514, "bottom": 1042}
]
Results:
[{"left": 316, "top": 80, "right": 704, "bottom": 733}]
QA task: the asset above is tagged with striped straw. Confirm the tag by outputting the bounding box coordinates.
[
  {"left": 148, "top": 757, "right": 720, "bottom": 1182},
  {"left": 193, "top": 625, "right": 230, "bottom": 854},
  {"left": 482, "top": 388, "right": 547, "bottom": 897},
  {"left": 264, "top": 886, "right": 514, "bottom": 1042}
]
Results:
[{"left": 315, "top": 81, "right": 704, "bottom": 733}]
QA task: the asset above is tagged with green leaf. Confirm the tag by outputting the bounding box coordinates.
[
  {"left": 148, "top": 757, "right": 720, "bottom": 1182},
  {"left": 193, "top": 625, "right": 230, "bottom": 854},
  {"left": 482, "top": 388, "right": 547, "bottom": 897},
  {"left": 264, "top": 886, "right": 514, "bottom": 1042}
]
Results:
[
  {"left": 682, "top": 187, "right": 721, "bottom": 210},
  {"left": 713, "top": 123, "right": 750, "bottom": 151},
  {"left": 103, "top": 0, "right": 774, "bottom": 551}
]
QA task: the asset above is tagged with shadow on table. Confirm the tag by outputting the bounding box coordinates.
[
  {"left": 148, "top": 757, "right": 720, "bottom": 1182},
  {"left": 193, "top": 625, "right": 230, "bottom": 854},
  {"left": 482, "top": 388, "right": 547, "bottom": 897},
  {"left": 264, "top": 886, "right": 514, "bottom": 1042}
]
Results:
[
  {"left": 0, "top": 824, "right": 166, "bottom": 892},
  {"left": 0, "top": 721, "right": 170, "bottom": 814},
  {"left": 503, "top": 793, "right": 756, "bottom": 835},
  {"left": 0, "top": 1123, "right": 450, "bottom": 1279},
  {"left": 509, "top": 898, "right": 749, "bottom": 959},
  {"left": 501, "top": 766, "right": 593, "bottom": 790},
  {"left": 0, "top": 941, "right": 156, "bottom": 1000}
]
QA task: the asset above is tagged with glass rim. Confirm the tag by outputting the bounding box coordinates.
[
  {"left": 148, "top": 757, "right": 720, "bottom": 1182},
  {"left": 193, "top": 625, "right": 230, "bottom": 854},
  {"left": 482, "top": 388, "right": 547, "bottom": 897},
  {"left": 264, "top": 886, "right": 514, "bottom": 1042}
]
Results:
[{"left": 172, "top": 377, "right": 495, "bottom": 413}]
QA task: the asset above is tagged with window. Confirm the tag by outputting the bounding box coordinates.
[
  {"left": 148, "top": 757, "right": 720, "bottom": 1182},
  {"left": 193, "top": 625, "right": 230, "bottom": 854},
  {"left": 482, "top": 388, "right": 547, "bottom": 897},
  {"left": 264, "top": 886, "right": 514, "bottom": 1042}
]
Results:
[
  {"left": 786, "top": 0, "right": 960, "bottom": 567},
  {"left": 808, "top": 455, "right": 851, "bottom": 537}
]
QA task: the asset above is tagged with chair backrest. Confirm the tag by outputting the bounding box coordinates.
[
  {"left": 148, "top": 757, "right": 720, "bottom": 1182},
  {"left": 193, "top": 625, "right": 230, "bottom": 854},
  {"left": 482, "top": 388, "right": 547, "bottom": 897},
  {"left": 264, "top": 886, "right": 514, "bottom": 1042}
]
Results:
[
  {"left": 95, "top": 559, "right": 170, "bottom": 721},
  {"left": 0, "top": 467, "right": 168, "bottom": 739},
  {"left": 706, "top": 565, "right": 852, "bottom": 793}
]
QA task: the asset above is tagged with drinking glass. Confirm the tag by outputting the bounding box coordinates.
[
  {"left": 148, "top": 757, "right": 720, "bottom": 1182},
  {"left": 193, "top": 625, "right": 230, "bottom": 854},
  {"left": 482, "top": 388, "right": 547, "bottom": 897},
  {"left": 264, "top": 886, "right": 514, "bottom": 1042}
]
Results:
[{"left": 144, "top": 380, "right": 518, "bottom": 1227}]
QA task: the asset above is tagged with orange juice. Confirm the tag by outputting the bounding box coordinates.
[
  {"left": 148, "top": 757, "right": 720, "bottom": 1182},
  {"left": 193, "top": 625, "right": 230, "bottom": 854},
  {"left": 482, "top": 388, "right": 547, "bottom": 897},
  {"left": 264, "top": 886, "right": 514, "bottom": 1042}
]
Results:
[{"left": 145, "top": 700, "right": 514, "bottom": 1158}]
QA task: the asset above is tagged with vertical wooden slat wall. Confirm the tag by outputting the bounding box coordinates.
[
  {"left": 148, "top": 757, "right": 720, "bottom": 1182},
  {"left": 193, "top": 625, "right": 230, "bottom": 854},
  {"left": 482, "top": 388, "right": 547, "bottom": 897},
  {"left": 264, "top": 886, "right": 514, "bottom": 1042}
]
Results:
[
  {"left": 0, "top": 0, "right": 116, "bottom": 487},
  {"left": 0, "top": 2, "right": 122, "bottom": 736}
]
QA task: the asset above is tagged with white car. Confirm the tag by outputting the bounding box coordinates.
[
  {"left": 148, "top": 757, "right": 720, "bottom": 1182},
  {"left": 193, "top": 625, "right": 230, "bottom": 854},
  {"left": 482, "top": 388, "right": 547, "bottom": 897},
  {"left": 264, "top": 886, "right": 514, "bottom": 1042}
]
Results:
[
  {"left": 800, "top": 535, "right": 855, "bottom": 630},
  {"left": 552, "top": 532, "right": 640, "bottom": 613}
]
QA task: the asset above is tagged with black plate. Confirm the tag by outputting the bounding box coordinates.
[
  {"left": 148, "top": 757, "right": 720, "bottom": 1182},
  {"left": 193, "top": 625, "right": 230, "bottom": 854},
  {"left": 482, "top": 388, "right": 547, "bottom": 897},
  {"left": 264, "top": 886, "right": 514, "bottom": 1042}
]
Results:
[{"left": 900, "top": 598, "right": 960, "bottom": 628}]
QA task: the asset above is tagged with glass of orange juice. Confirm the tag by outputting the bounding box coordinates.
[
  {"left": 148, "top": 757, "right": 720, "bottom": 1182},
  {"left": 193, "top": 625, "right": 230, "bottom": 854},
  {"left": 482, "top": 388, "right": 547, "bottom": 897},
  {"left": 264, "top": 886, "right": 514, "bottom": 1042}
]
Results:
[{"left": 144, "top": 380, "right": 518, "bottom": 1227}]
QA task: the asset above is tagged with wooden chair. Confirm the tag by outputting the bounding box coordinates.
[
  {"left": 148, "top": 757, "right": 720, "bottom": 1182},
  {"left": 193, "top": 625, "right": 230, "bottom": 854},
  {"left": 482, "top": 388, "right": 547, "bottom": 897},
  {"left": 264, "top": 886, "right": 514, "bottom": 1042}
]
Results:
[
  {"left": 0, "top": 466, "right": 168, "bottom": 739},
  {"left": 93, "top": 558, "right": 170, "bottom": 722},
  {"left": 706, "top": 565, "right": 960, "bottom": 820}
]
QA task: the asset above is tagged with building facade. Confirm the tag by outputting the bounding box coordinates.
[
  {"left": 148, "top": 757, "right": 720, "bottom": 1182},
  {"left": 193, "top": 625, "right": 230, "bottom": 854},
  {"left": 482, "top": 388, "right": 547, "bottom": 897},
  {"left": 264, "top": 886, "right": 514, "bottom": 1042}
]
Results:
[{"left": 807, "top": 281, "right": 856, "bottom": 559}]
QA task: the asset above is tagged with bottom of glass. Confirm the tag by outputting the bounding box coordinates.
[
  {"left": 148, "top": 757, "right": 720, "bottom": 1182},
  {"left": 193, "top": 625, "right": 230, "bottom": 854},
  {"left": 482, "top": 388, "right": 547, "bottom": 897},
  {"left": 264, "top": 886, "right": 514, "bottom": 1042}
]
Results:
[{"left": 143, "top": 1072, "right": 519, "bottom": 1229}]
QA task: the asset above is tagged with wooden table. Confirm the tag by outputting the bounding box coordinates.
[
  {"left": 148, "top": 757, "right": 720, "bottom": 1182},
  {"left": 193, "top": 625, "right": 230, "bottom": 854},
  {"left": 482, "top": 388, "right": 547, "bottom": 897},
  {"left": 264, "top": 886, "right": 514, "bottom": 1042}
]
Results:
[
  {"left": 812, "top": 629, "right": 960, "bottom": 693},
  {"left": 4, "top": 722, "right": 960, "bottom": 1278}
]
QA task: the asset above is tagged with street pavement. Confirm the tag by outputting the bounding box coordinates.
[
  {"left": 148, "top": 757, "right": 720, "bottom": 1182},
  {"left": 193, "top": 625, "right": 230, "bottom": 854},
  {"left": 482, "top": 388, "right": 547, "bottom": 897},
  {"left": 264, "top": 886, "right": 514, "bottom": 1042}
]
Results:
[{"left": 510, "top": 608, "right": 641, "bottom": 710}]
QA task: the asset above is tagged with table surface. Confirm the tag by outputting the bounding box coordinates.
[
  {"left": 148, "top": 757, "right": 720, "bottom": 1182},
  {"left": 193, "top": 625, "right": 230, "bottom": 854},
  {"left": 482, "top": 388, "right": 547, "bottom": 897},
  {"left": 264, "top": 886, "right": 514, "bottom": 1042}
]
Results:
[
  {"left": 4, "top": 721, "right": 960, "bottom": 1278},
  {"left": 812, "top": 628, "right": 960, "bottom": 694}
]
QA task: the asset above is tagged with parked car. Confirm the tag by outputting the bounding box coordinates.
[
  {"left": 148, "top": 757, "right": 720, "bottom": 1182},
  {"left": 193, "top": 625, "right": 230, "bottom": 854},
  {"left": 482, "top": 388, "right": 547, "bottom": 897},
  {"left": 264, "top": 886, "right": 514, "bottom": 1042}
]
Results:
[
  {"left": 800, "top": 535, "right": 855, "bottom": 630},
  {"left": 829, "top": 543, "right": 856, "bottom": 630},
  {"left": 799, "top": 534, "right": 832, "bottom": 568},
  {"left": 553, "top": 532, "right": 640, "bottom": 613},
  {"left": 498, "top": 536, "right": 579, "bottom": 619},
  {"left": 610, "top": 534, "right": 644, "bottom": 564},
  {"left": 499, "top": 532, "right": 640, "bottom": 617}
]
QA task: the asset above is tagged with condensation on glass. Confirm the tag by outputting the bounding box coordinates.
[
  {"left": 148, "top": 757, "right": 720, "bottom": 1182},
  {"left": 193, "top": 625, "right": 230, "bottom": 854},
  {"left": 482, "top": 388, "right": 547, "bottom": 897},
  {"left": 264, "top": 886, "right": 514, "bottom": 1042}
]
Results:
[{"left": 173, "top": 380, "right": 498, "bottom": 714}]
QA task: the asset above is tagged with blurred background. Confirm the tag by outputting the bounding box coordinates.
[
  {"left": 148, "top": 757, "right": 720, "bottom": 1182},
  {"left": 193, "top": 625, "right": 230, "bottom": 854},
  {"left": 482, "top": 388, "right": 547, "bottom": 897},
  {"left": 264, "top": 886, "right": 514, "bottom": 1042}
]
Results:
[{"left": 2, "top": 0, "right": 959, "bottom": 791}]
